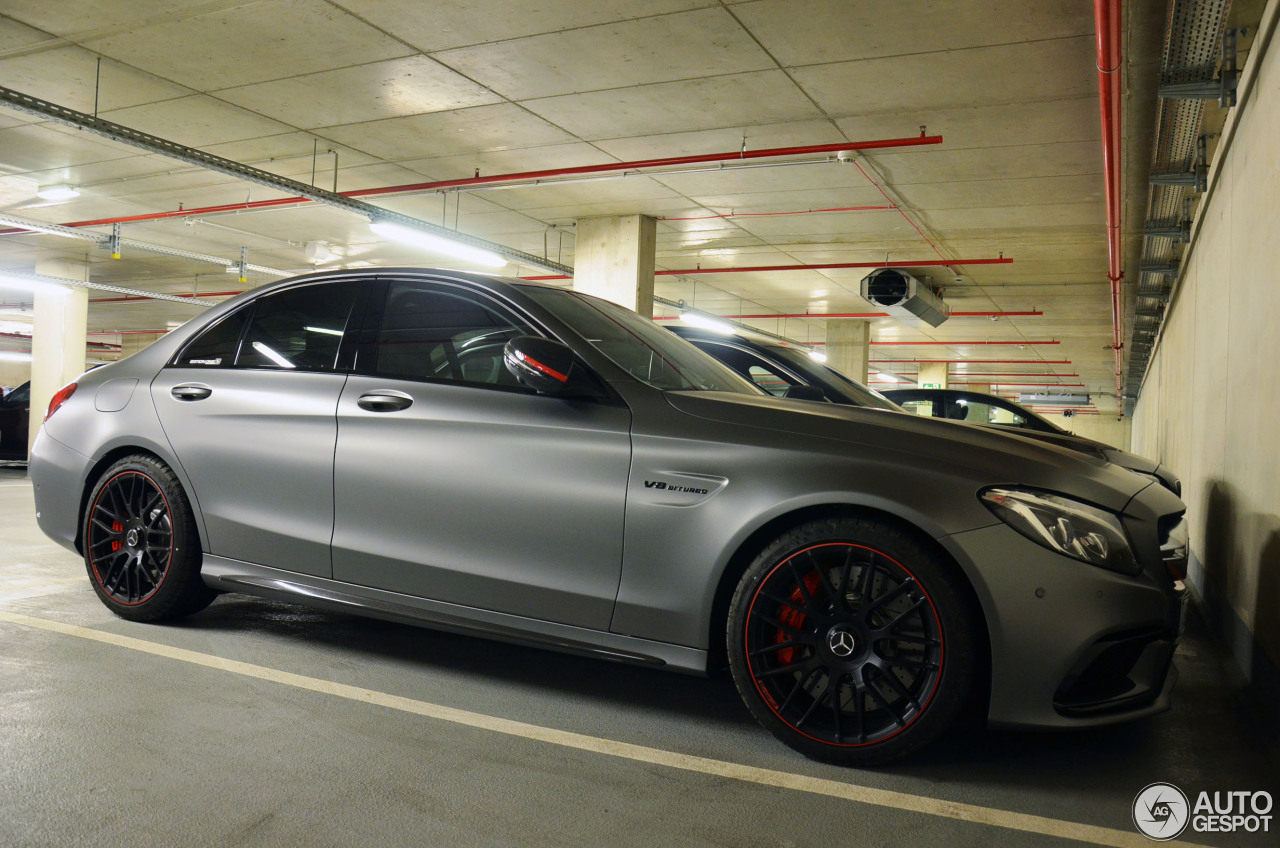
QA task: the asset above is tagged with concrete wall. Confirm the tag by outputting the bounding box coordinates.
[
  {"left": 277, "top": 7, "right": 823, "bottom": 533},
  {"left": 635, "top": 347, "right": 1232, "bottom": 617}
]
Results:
[
  {"left": 1061, "top": 415, "right": 1132, "bottom": 450},
  {"left": 1131, "top": 0, "right": 1280, "bottom": 702}
]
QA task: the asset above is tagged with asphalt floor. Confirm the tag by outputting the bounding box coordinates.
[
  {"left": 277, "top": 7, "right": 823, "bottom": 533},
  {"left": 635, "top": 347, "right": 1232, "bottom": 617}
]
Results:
[{"left": 1, "top": 467, "right": 1276, "bottom": 847}]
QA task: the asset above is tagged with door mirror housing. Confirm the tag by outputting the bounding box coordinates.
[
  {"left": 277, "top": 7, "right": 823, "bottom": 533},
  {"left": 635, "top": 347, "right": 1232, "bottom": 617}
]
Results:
[
  {"left": 783, "top": 384, "right": 827, "bottom": 402},
  {"left": 503, "top": 336, "right": 576, "bottom": 394}
]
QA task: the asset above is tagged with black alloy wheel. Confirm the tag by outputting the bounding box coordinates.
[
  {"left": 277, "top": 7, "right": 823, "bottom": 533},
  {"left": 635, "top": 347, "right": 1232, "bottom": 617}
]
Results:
[
  {"left": 83, "top": 455, "right": 216, "bottom": 621},
  {"left": 728, "top": 518, "right": 976, "bottom": 766}
]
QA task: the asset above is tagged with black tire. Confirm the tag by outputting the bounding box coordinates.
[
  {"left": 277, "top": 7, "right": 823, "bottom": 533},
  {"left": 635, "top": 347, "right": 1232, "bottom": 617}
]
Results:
[
  {"left": 727, "top": 517, "right": 976, "bottom": 766},
  {"left": 82, "top": 455, "right": 216, "bottom": 622}
]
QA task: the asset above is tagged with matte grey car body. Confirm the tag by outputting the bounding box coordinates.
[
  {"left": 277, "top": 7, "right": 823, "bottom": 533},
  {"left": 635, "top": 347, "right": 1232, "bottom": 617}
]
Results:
[{"left": 31, "top": 268, "right": 1189, "bottom": 764}]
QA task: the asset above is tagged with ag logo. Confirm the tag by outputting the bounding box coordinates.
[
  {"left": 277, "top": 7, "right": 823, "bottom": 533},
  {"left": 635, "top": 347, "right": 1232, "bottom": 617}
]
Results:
[{"left": 1133, "top": 783, "right": 1190, "bottom": 841}]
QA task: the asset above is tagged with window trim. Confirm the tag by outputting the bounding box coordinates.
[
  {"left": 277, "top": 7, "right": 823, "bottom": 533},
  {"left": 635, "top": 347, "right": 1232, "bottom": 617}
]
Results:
[{"left": 169, "top": 279, "right": 363, "bottom": 373}]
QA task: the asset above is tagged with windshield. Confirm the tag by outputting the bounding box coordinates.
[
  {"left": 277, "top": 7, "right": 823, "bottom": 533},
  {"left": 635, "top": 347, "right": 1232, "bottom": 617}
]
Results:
[
  {"left": 522, "top": 287, "right": 764, "bottom": 395},
  {"left": 766, "top": 345, "right": 902, "bottom": 410}
]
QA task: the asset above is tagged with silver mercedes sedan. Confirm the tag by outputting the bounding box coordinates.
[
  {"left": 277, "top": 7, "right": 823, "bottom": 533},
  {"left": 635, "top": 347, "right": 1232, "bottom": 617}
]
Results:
[{"left": 30, "top": 268, "right": 1189, "bottom": 765}]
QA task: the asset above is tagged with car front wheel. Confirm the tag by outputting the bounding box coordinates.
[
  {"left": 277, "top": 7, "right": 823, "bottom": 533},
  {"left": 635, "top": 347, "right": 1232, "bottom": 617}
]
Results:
[
  {"left": 82, "top": 455, "right": 216, "bottom": 621},
  {"left": 727, "top": 517, "right": 977, "bottom": 765}
]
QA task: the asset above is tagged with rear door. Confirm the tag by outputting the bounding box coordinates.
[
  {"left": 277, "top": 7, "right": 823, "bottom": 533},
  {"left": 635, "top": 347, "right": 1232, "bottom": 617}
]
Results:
[
  {"left": 152, "top": 280, "right": 359, "bottom": 577},
  {"left": 330, "top": 278, "right": 631, "bottom": 629}
]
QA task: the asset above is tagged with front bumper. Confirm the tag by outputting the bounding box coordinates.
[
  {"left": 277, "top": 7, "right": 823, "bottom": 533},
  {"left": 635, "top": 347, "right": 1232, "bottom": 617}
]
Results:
[{"left": 940, "top": 522, "right": 1184, "bottom": 729}]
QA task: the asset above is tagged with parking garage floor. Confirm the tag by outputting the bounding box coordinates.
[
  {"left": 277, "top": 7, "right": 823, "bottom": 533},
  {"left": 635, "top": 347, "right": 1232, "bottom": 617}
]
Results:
[{"left": 1, "top": 467, "right": 1276, "bottom": 848}]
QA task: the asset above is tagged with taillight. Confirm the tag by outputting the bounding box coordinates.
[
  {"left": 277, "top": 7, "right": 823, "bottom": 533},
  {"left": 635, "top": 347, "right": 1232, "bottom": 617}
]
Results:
[{"left": 46, "top": 382, "right": 78, "bottom": 421}]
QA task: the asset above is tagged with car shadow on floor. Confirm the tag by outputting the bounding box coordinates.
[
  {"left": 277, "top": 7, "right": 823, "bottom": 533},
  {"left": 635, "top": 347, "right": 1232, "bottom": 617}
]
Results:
[{"left": 164, "top": 592, "right": 1279, "bottom": 792}]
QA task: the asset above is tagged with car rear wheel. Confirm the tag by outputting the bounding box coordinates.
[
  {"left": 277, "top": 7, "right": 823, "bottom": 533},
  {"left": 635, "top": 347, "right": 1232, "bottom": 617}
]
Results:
[
  {"left": 83, "top": 455, "right": 215, "bottom": 621},
  {"left": 727, "top": 517, "right": 976, "bottom": 765}
]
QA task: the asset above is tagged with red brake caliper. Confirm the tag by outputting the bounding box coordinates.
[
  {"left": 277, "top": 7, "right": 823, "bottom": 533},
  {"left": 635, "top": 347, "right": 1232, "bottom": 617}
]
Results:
[
  {"left": 110, "top": 520, "right": 123, "bottom": 552},
  {"left": 774, "top": 571, "right": 822, "bottom": 665}
]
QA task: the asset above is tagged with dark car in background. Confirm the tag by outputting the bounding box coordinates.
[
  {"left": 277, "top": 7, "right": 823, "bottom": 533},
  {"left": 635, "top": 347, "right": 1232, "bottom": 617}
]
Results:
[
  {"left": 670, "top": 324, "right": 1181, "bottom": 496},
  {"left": 0, "top": 380, "right": 30, "bottom": 460}
]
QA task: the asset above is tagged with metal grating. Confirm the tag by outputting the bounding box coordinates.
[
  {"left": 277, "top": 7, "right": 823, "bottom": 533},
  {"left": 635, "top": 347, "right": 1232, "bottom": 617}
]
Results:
[{"left": 1127, "top": 0, "right": 1234, "bottom": 414}]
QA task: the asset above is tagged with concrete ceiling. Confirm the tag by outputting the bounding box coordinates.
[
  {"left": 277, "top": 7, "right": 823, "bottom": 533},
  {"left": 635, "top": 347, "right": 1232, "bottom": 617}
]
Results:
[{"left": 0, "top": 0, "right": 1170, "bottom": 414}]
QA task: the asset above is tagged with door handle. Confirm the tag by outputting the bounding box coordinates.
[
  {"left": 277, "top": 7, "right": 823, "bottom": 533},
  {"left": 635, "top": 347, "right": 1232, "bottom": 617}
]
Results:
[
  {"left": 171, "top": 384, "right": 212, "bottom": 401},
  {"left": 357, "top": 391, "right": 413, "bottom": 412}
]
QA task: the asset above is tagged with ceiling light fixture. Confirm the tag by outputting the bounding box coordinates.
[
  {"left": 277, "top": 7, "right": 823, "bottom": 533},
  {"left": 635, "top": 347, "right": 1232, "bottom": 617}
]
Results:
[
  {"left": 36, "top": 183, "right": 80, "bottom": 201},
  {"left": 876, "top": 371, "right": 903, "bottom": 382},
  {"left": 679, "top": 309, "right": 735, "bottom": 334},
  {"left": 369, "top": 219, "right": 506, "bottom": 268}
]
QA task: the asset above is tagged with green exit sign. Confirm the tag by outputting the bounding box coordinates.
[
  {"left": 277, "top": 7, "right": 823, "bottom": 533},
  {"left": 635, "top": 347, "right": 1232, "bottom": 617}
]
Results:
[{"left": 921, "top": 382, "right": 942, "bottom": 389}]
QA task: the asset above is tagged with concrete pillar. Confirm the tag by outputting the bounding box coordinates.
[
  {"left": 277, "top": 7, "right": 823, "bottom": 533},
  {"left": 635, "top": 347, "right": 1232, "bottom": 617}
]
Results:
[
  {"left": 826, "top": 320, "right": 870, "bottom": 384},
  {"left": 29, "top": 258, "right": 89, "bottom": 456},
  {"left": 572, "top": 215, "right": 656, "bottom": 315},
  {"left": 119, "top": 332, "right": 165, "bottom": 359},
  {"left": 917, "top": 361, "right": 948, "bottom": 389}
]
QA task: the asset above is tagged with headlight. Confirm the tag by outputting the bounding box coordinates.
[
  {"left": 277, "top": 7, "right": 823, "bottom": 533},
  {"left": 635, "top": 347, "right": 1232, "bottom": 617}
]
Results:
[{"left": 981, "top": 488, "right": 1139, "bottom": 574}]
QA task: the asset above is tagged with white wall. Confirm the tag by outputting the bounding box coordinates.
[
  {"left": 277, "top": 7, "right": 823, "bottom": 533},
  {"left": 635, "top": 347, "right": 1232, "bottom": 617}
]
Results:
[{"left": 1132, "top": 0, "right": 1280, "bottom": 695}]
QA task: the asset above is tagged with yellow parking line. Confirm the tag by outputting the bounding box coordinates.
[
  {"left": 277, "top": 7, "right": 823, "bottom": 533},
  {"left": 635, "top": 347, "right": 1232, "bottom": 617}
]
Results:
[{"left": 0, "top": 609, "right": 1210, "bottom": 848}]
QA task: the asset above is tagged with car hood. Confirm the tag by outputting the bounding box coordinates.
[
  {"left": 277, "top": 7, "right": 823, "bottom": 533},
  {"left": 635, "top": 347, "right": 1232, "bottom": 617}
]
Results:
[{"left": 664, "top": 391, "right": 1151, "bottom": 512}]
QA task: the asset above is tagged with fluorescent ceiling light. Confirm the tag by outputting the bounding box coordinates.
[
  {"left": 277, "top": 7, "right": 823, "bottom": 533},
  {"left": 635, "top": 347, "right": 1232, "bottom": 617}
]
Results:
[
  {"left": 0, "top": 351, "right": 33, "bottom": 362},
  {"left": 369, "top": 220, "right": 506, "bottom": 268},
  {"left": 679, "top": 310, "right": 735, "bottom": 334},
  {"left": 305, "top": 325, "right": 343, "bottom": 337},
  {"left": 36, "top": 184, "right": 80, "bottom": 201},
  {"left": 808, "top": 350, "right": 828, "bottom": 363},
  {"left": 252, "top": 341, "right": 295, "bottom": 369},
  {"left": 876, "top": 371, "right": 902, "bottom": 382},
  {"left": 0, "top": 274, "right": 58, "bottom": 293}
]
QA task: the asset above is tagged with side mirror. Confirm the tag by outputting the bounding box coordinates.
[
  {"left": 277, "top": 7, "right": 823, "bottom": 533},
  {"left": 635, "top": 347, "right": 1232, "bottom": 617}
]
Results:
[
  {"left": 503, "top": 336, "right": 576, "bottom": 394},
  {"left": 783, "top": 384, "right": 827, "bottom": 402}
]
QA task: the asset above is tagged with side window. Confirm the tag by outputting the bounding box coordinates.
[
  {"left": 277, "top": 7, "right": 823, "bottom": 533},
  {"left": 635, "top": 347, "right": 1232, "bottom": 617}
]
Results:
[
  {"left": 691, "top": 341, "right": 800, "bottom": 397},
  {"left": 747, "top": 365, "right": 792, "bottom": 397},
  {"left": 235, "top": 283, "right": 357, "bottom": 371},
  {"left": 175, "top": 310, "right": 249, "bottom": 368},
  {"left": 939, "top": 396, "right": 1027, "bottom": 426},
  {"left": 374, "top": 283, "right": 534, "bottom": 387}
]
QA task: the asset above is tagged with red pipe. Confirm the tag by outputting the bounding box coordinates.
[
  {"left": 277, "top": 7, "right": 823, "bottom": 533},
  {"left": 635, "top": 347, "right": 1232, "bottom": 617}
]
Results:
[
  {"left": 950, "top": 382, "right": 1085, "bottom": 387},
  {"left": 660, "top": 205, "right": 896, "bottom": 221},
  {"left": 521, "top": 256, "right": 1014, "bottom": 282},
  {"left": 866, "top": 340, "right": 1059, "bottom": 346},
  {"left": 89, "top": 290, "right": 243, "bottom": 304},
  {"left": 1, "top": 135, "right": 942, "bottom": 235},
  {"left": 1095, "top": 0, "right": 1125, "bottom": 411},
  {"left": 870, "top": 359, "right": 1072, "bottom": 364},
  {"left": 654, "top": 309, "right": 1040, "bottom": 320},
  {"left": 343, "top": 137, "right": 943, "bottom": 198}
]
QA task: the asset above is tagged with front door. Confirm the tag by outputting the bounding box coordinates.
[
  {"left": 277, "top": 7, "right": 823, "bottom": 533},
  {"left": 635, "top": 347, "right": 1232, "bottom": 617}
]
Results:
[{"left": 331, "top": 279, "right": 631, "bottom": 630}]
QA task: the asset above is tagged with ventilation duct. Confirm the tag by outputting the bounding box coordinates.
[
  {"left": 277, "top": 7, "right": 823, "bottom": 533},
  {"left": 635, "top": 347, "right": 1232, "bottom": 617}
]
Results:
[{"left": 859, "top": 268, "right": 951, "bottom": 328}]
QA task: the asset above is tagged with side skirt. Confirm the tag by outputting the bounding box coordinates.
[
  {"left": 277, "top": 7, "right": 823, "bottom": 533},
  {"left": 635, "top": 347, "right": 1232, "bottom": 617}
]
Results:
[{"left": 200, "top": 555, "right": 708, "bottom": 674}]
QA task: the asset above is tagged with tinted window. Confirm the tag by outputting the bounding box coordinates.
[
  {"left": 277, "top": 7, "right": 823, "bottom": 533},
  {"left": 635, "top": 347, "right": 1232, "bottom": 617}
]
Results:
[
  {"left": 235, "top": 283, "right": 357, "bottom": 371},
  {"left": 175, "top": 311, "right": 249, "bottom": 368},
  {"left": 940, "top": 395, "right": 1028, "bottom": 427},
  {"left": 374, "top": 283, "right": 533, "bottom": 387},
  {"left": 1, "top": 382, "right": 28, "bottom": 407},
  {"left": 689, "top": 340, "right": 799, "bottom": 397},
  {"left": 523, "top": 287, "right": 760, "bottom": 395}
]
